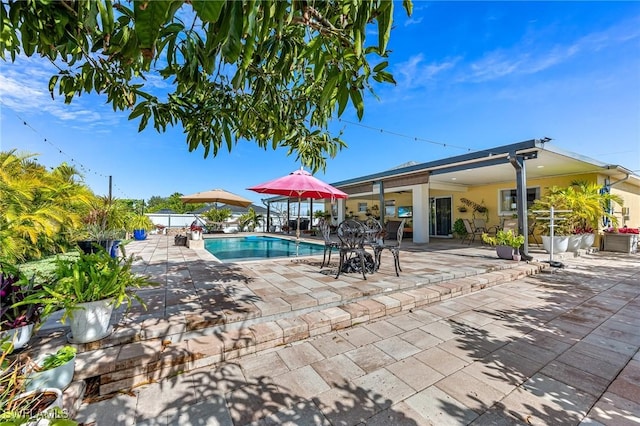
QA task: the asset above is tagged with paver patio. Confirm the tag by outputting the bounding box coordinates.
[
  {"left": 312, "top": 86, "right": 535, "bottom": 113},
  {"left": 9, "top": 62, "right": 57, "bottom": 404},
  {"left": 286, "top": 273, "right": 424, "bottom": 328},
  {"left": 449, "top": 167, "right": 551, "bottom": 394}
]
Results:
[{"left": 31, "top": 234, "right": 639, "bottom": 425}]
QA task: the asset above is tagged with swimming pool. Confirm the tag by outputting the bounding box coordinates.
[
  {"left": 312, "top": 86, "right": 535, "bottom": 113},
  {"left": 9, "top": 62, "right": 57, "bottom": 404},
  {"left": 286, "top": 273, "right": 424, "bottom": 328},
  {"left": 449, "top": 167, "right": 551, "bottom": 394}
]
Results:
[{"left": 204, "top": 236, "right": 326, "bottom": 261}]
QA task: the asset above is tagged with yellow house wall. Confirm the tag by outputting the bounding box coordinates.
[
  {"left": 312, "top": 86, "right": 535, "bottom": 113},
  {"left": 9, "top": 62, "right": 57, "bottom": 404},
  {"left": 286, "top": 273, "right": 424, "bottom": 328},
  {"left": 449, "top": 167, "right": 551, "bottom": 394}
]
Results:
[
  {"left": 344, "top": 193, "right": 414, "bottom": 223},
  {"left": 336, "top": 172, "right": 639, "bottom": 236},
  {"left": 610, "top": 180, "right": 640, "bottom": 229},
  {"left": 441, "top": 173, "right": 598, "bottom": 228}
]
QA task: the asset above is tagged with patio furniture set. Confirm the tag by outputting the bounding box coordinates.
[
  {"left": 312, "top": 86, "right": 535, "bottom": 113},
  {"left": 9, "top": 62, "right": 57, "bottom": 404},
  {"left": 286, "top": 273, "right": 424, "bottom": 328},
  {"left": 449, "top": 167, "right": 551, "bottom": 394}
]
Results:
[
  {"left": 461, "top": 218, "right": 540, "bottom": 246},
  {"left": 318, "top": 217, "right": 407, "bottom": 280}
]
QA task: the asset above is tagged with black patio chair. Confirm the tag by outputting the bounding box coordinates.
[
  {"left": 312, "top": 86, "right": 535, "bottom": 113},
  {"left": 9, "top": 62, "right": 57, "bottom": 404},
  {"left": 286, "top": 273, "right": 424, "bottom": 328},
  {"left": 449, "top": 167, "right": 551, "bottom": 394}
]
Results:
[
  {"left": 335, "top": 219, "right": 369, "bottom": 280},
  {"left": 374, "top": 218, "right": 406, "bottom": 276},
  {"left": 318, "top": 219, "right": 340, "bottom": 268}
]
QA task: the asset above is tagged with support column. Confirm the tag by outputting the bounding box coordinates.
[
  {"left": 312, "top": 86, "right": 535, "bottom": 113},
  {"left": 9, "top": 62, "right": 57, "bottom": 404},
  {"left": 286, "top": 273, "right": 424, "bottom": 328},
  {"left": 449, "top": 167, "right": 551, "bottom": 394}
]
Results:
[
  {"left": 411, "top": 183, "right": 430, "bottom": 243},
  {"left": 337, "top": 198, "right": 345, "bottom": 223},
  {"left": 375, "top": 181, "right": 385, "bottom": 226},
  {"left": 508, "top": 151, "right": 532, "bottom": 260}
]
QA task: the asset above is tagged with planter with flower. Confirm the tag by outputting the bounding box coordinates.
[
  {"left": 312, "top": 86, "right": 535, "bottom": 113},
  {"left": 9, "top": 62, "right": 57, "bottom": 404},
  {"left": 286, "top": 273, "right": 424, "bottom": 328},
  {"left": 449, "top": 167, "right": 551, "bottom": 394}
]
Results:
[
  {"left": 189, "top": 224, "right": 203, "bottom": 241},
  {"left": 602, "top": 226, "right": 639, "bottom": 253},
  {"left": 573, "top": 226, "right": 596, "bottom": 250},
  {"left": 0, "top": 265, "right": 42, "bottom": 351},
  {"left": 534, "top": 181, "right": 624, "bottom": 254},
  {"left": 0, "top": 339, "right": 76, "bottom": 425},
  {"left": 18, "top": 248, "right": 154, "bottom": 344},
  {"left": 482, "top": 230, "right": 526, "bottom": 260}
]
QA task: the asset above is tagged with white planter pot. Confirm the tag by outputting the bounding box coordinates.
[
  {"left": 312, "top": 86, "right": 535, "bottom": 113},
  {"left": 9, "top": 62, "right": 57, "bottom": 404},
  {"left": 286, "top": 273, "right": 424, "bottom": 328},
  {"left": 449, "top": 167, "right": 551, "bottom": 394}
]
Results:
[
  {"left": 190, "top": 230, "right": 202, "bottom": 240},
  {"left": 542, "top": 236, "right": 569, "bottom": 254},
  {"left": 1, "top": 323, "right": 34, "bottom": 350},
  {"left": 580, "top": 233, "right": 596, "bottom": 249},
  {"left": 26, "top": 354, "right": 76, "bottom": 391},
  {"left": 567, "top": 235, "right": 582, "bottom": 252},
  {"left": 11, "top": 387, "right": 63, "bottom": 426},
  {"left": 68, "top": 299, "right": 114, "bottom": 343}
]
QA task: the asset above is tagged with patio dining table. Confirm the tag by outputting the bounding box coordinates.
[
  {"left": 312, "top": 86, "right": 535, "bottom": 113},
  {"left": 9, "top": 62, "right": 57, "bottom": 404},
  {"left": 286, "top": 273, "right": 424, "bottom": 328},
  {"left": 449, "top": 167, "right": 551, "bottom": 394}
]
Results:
[{"left": 335, "top": 219, "right": 378, "bottom": 280}]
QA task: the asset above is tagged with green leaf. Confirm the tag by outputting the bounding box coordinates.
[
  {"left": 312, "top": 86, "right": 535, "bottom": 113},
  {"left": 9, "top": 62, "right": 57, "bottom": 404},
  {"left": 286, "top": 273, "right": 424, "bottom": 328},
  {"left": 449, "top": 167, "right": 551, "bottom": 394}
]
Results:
[
  {"left": 349, "top": 87, "right": 364, "bottom": 120},
  {"left": 191, "top": 0, "right": 224, "bottom": 22},
  {"left": 373, "top": 61, "right": 388, "bottom": 73},
  {"left": 377, "top": 1, "right": 393, "bottom": 54},
  {"left": 48, "top": 75, "right": 59, "bottom": 99},
  {"left": 133, "top": 0, "right": 174, "bottom": 57},
  {"left": 221, "top": 1, "right": 243, "bottom": 62}
]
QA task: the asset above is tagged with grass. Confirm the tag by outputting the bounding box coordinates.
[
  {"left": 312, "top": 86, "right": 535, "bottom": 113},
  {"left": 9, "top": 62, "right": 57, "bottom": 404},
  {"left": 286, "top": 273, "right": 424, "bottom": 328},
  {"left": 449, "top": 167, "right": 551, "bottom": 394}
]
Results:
[
  {"left": 19, "top": 252, "right": 79, "bottom": 282},
  {"left": 18, "top": 239, "right": 133, "bottom": 282}
]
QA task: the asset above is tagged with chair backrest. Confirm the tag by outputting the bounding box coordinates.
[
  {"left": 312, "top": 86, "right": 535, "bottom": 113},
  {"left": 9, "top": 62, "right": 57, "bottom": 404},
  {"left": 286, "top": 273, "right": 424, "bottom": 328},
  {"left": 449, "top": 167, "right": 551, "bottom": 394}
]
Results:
[
  {"left": 502, "top": 219, "right": 518, "bottom": 233},
  {"left": 363, "top": 217, "right": 383, "bottom": 244},
  {"left": 318, "top": 219, "right": 332, "bottom": 243},
  {"left": 473, "top": 219, "right": 487, "bottom": 231},
  {"left": 385, "top": 220, "right": 403, "bottom": 240},
  {"left": 462, "top": 219, "right": 474, "bottom": 234},
  {"left": 396, "top": 219, "right": 407, "bottom": 246},
  {"left": 337, "top": 219, "right": 366, "bottom": 249}
]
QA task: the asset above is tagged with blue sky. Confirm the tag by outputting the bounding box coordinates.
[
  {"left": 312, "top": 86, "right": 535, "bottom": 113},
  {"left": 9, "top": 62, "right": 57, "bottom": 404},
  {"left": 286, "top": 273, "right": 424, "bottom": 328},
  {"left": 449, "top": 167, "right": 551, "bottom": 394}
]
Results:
[{"left": 1, "top": 1, "right": 639, "bottom": 205}]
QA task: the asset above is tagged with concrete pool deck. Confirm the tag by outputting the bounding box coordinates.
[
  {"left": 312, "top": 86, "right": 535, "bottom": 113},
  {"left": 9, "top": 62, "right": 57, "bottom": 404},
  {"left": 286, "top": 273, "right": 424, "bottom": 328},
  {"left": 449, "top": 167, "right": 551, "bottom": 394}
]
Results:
[{"left": 30, "top": 234, "right": 639, "bottom": 424}]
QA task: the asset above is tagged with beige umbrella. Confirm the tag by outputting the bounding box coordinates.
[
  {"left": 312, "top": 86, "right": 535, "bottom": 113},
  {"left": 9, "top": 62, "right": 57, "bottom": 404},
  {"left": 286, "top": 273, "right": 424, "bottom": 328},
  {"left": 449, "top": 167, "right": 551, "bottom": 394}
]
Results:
[{"left": 180, "top": 189, "right": 253, "bottom": 208}]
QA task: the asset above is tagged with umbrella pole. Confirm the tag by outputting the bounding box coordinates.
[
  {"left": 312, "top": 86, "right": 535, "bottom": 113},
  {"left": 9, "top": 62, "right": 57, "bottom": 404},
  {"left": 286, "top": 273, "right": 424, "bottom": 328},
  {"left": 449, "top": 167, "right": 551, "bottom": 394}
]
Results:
[{"left": 296, "top": 196, "right": 301, "bottom": 256}]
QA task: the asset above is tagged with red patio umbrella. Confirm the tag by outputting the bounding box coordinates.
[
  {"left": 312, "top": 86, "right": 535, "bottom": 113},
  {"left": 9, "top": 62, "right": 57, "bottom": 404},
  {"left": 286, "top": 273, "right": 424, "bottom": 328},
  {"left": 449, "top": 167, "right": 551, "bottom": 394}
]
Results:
[{"left": 248, "top": 168, "right": 348, "bottom": 252}]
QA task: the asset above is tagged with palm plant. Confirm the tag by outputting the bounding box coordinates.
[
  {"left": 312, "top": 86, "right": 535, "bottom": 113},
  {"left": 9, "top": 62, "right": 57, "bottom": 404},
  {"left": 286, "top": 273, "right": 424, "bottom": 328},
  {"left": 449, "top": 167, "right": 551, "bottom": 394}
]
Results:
[
  {"left": 203, "top": 208, "right": 233, "bottom": 231},
  {"left": 531, "top": 182, "right": 623, "bottom": 235},
  {"left": 569, "top": 180, "right": 623, "bottom": 231},
  {"left": 239, "top": 208, "right": 263, "bottom": 232},
  {"left": 0, "top": 151, "right": 93, "bottom": 262}
]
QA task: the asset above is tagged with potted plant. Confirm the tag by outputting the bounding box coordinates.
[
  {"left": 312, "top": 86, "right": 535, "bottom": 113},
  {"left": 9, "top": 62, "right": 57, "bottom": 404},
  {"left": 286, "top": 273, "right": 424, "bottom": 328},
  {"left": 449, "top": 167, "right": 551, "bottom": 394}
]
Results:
[
  {"left": 0, "top": 340, "right": 75, "bottom": 425},
  {"left": 0, "top": 265, "right": 42, "bottom": 351},
  {"left": 75, "top": 225, "right": 119, "bottom": 255},
  {"left": 189, "top": 223, "right": 203, "bottom": 240},
  {"left": 25, "top": 345, "right": 76, "bottom": 392},
  {"left": 452, "top": 218, "right": 467, "bottom": 239},
  {"left": 18, "top": 248, "right": 154, "bottom": 344},
  {"left": 127, "top": 214, "right": 154, "bottom": 241},
  {"left": 482, "top": 230, "right": 525, "bottom": 260},
  {"left": 533, "top": 182, "right": 624, "bottom": 254}
]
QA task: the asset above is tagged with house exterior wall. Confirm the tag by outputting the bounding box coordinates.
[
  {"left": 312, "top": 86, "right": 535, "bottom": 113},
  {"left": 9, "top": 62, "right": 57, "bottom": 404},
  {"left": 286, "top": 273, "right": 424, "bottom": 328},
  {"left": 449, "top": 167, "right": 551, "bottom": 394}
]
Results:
[{"left": 610, "top": 180, "right": 640, "bottom": 229}]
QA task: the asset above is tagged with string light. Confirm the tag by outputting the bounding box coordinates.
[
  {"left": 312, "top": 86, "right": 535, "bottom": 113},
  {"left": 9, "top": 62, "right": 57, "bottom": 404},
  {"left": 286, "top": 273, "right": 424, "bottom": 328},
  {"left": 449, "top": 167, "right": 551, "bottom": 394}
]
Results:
[
  {"left": 338, "top": 118, "right": 473, "bottom": 152},
  {"left": 3, "top": 105, "right": 133, "bottom": 199}
]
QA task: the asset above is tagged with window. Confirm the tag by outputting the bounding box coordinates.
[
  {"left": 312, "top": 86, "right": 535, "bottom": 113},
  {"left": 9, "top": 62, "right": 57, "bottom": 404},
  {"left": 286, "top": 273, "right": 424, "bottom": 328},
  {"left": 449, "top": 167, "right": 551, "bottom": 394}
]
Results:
[
  {"left": 384, "top": 200, "right": 396, "bottom": 217},
  {"left": 358, "top": 202, "right": 368, "bottom": 213},
  {"left": 499, "top": 187, "right": 540, "bottom": 215}
]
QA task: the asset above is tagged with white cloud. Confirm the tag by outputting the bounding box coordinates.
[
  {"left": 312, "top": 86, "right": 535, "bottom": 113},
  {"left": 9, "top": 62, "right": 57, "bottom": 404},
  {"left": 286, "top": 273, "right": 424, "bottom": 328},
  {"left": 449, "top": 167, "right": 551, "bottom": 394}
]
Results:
[
  {"left": 404, "top": 17, "right": 423, "bottom": 27},
  {"left": 462, "top": 15, "right": 640, "bottom": 83},
  {"left": 394, "top": 53, "right": 459, "bottom": 89},
  {"left": 0, "top": 56, "right": 122, "bottom": 128}
]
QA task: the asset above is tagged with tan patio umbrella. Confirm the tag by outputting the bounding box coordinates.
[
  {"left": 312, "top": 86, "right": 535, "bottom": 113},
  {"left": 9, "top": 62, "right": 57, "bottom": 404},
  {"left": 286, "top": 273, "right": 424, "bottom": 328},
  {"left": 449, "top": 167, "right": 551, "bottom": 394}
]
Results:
[{"left": 180, "top": 189, "right": 253, "bottom": 208}]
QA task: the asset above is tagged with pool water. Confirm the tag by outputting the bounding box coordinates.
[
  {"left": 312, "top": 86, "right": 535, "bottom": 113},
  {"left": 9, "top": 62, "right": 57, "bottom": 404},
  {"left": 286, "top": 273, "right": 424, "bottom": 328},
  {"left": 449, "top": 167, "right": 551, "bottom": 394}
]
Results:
[{"left": 204, "top": 236, "right": 326, "bottom": 261}]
